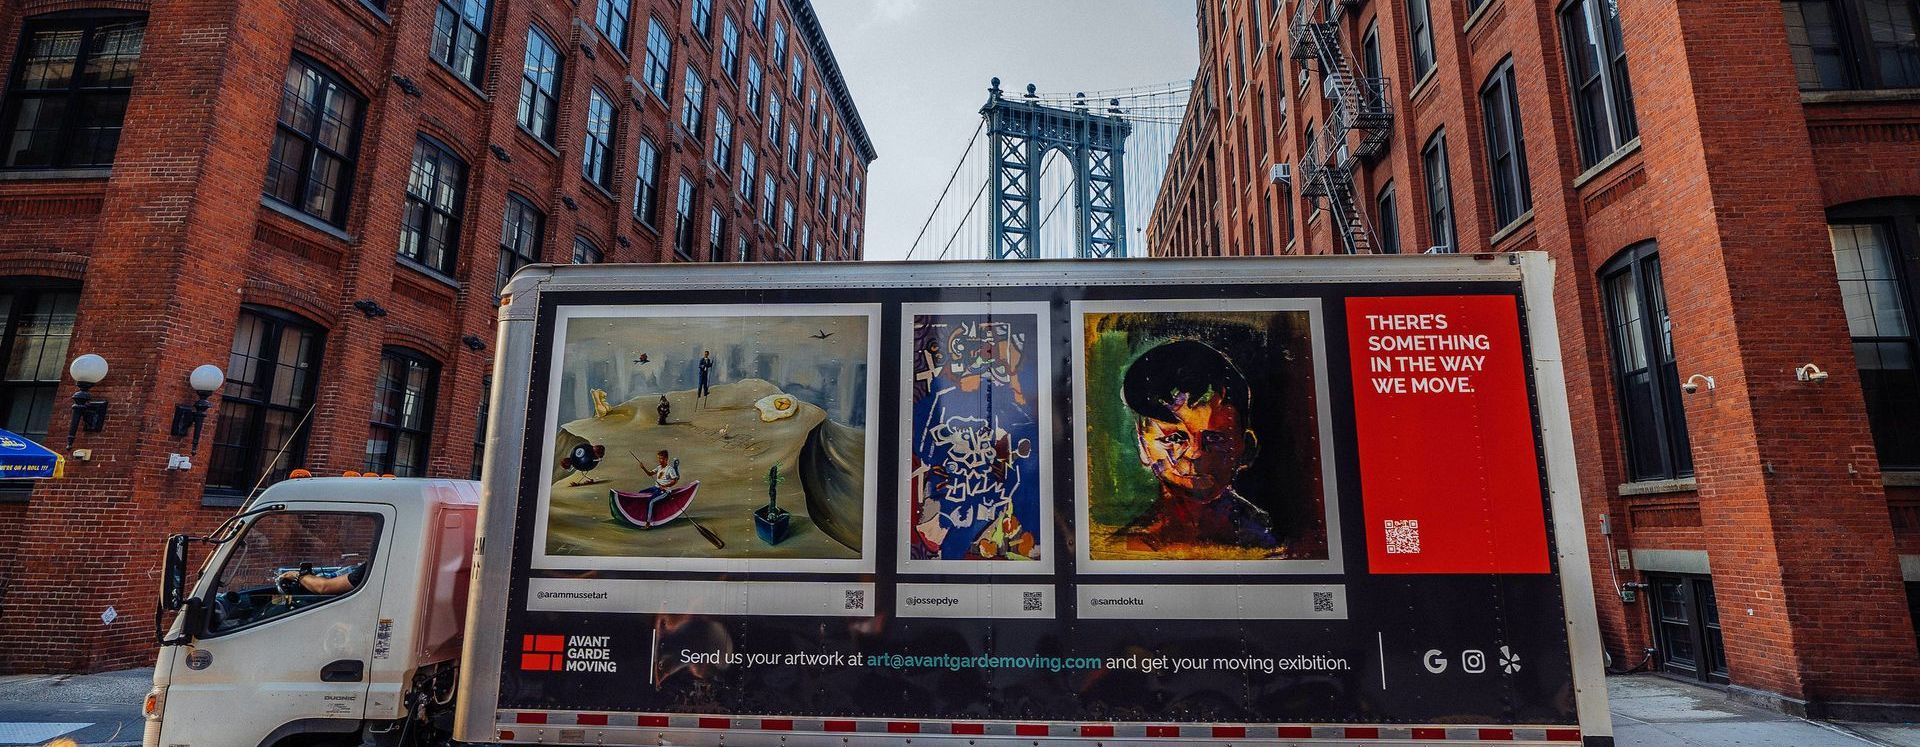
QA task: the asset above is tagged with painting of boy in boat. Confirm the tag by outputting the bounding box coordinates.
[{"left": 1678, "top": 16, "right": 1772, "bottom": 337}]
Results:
[
  {"left": 1078, "top": 302, "right": 1332, "bottom": 570},
  {"left": 533, "top": 305, "right": 879, "bottom": 572},
  {"left": 902, "top": 305, "right": 1051, "bottom": 572}
]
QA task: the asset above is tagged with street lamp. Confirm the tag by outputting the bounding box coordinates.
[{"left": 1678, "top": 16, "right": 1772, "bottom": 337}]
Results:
[
  {"left": 66, "top": 354, "right": 109, "bottom": 449},
  {"left": 169, "top": 364, "right": 226, "bottom": 454}
]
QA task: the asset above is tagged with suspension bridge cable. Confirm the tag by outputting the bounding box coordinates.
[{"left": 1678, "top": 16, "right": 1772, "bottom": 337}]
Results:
[
  {"left": 935, "top": 178, "right": 990, "bottom": 260},
  {"left": 905, "top": 119, "right": 987, "bottom": 260}
]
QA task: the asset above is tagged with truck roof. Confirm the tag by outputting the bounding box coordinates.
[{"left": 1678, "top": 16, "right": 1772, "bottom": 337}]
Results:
[{"left": 252, "top": 476, "right": 481, "bottom": 507}]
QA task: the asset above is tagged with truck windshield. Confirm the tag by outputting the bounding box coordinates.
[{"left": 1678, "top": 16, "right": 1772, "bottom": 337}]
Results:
[{"left": 205, "top": 512, "right": 380, "bottom": 634}]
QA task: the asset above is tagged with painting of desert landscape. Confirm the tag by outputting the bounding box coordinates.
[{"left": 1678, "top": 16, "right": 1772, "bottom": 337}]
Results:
[{"left": 532, "top": 304, "right": 878, "bottom": 572}]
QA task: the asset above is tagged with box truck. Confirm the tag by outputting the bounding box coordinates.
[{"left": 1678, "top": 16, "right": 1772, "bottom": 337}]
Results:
[{"left": 147, "top": 254, "right": 1612, "bottom": 746}]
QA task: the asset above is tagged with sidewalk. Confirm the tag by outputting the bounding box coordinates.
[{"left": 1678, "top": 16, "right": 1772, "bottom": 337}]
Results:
[
  {"left": 1609, "top": 674, "right": 1920, "bottom": 747},
  {"left": 0, "top": 667, "right": 1917, "bottom": 746}
]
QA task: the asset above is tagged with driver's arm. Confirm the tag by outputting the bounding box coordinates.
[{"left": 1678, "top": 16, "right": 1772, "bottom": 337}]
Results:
[{"left": 278, "top": 570, "right": 353, "bottom": 595}]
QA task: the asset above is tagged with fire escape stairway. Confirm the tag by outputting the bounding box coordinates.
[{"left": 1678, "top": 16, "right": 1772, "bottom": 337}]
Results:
[{"left": 1288, "top": 0, "right": 1394, "bottom": 254}]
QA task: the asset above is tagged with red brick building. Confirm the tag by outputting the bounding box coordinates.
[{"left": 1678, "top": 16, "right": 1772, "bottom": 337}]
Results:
[
  {"left": 1150, "top": 0, "right": 1920, "bottom": 719},
  {"left": 0, "top": 0, "right": 872, "bottom": 672}
]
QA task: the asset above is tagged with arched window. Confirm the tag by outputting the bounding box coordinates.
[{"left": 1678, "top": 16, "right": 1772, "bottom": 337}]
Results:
[
  {"left": 366, "top": 348, "right": 439, "bottom": 477},
  {"left": 1827, "top": 198, "right": 1920, "bottom": 469},
  {"left": 2, "top": 11, "right": 147, "bottom": 169},
  {"left": 206, "top": 306, "right": 325, "bottom": 503},
  {"left": 1601, "top": 241, "right": 1693, "bottom": 482}
]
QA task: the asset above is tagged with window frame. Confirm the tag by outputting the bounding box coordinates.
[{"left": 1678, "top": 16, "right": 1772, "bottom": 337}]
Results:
[
  {"left": 634, "top": 135, "right": 661, "bottom": 227},
  {"left": 204, "top": 305, "right": 326, "bottom": 502},
  {"left": 680, "top": 67, "right": 705, "bottom": 138},
  {"left": 595, "top": 0, "right": 631, "bottom": 51},
  {"left": 1480, "top": 58, "right": 1533, "bottom": 229},
  {"left": 1420, "top": 130, "right": 1457, "bottom": 253},
  {"left": 198, "top": 510, "right": 385, "bottom": 638},
  {"left": 708, "top": 207, "right": 727, "bottom": 262},
  {"left": 720, "top": 15, "right": 741, "bottom": 80},
  {"left": 263, "top": 55, "right": 366, "bottom": 227},
  {"left": 1558, "top": 0, "right": 1640, "bottom": 168},
  {"left": 583, "top": 87, "right": 616, "bottom": 191},
  {"left": 431, "top": 0, "right": 489, "bottom": 85},
  {"left": 692, "top": 0, "right": 715, "bottom": 39},
  {"left": 675, "top": 174, "right": 698, "bottom": 260},
  {"left": 1827, "top": 198, "right": 1920, "bottom": 471},
  {"left": 1, "top": 11, "right": 148, "bottom": 170},
  {"left": 398, "top": 134, "right": 467, "bottom": 276},
  {"left": 713, "top": 106, "right": 733, "bottom": 171},
  {"left": 1375, "top": 181, "right": 1400, "bottom": 255},
  {"left": 1600, "top": 241, "right": 1695, "bottom": 482},
  {"left": 571, "top": 235, "right": 603, "bottom": 264},
  {"left": 365, "top": 347, "right": 440, "bottom": 477},
  {"left": 497, "top": 193, "right": 543, "bottom": 293},
  {"left": 642, "top": 18, "right": 672, "bottom": 102},
  {"left": 0, "top": 284, "right": 80, "bottom": 501},
  {"left": 1784, "top": 0, "right": 1920, "bottom": 91},
  {"left": 516, "top": 26, "right": 562, "bottom": 143},
  {"left": 1408, "top": 0, "right": 1436, "bottom": 80}
]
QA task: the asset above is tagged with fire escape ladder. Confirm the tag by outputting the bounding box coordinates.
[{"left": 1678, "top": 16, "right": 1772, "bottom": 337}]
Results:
[{"left": 1288, "top": 0, "right": 1393, "bottom": 254}]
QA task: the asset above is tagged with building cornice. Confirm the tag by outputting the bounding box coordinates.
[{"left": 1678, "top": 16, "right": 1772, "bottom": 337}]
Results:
[{"left": 784, "top": 0, "right": 878, "bottom": 164}]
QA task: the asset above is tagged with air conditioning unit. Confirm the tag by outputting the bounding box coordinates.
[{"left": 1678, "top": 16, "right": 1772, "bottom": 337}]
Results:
[
  {"left": 1270, "top": 163, "right": 1292, "bottom": 186},
  {"left": 1423, "top": 245, "right": 1454, "bottom": 255}
]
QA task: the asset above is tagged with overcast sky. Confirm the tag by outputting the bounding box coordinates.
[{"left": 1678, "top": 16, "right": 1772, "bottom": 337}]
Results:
[{"left": 809, "top": 0, "right": 1201, "bottom": 260}]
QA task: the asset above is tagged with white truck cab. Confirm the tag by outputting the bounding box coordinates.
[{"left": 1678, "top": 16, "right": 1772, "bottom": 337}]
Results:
[{"left": 145, "top": 476, "right": 479, "bottom": 747}]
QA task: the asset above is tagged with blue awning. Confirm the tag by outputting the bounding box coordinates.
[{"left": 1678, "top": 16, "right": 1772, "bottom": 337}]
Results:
[{"left": 0, "top": 429, "right": 61, "bottom": 479}]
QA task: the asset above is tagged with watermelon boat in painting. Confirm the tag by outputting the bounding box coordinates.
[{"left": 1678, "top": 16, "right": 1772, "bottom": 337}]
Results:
[{"left": 608, "top": 482, "right": 700, "bottom": 528}]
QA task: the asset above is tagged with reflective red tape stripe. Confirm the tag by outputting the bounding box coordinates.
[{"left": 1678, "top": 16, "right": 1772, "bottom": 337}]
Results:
[
  {"left": 515, "top": 713, "right": 547, "bottom": 724},
  {"left": 823, "top": 720, "right": 857, "bottom": 732},
  {"left": 638, "top": 715, "right": 669, "bottom": 728},
  {"left": 951, "top": 723, "right": 985, "bottom": 735},
  {"left": 1413, "top": 727, "right": 1447, "bottom": 739},
  {"left": 1145, "top": 725, "right": 1180, "bottom": 738},
  {"left": 1015, "top": 724, "right": 1048, "bottom": 737},
  {"left": 1345, "top": 727, "right": 1380, "bottom": 739},
  {"left": 574, "top": 714, "right": 608, "bottom": 726},
  {"left": 1479, "top": 728, "right": 1516, "bottom": 740},
  {"left": 760, "top": 719, "right": 793, "bottom": 731},
  {"left": 1277, "top": 726, "right": 1313, "bottom": 738},
  {"left": 697, "top": 717, "right": 730, "bottom": 729},
  {"left": 1546, "top": 728, "right": 1583, "bottom": 741},
  {"left": 1079, "top": 725, "right": 1115, "bottom": 737},
  {"left": 887, "top": 722, "right": 920, "bottom": 734},
  {"left": 1212, "top": 726, "right": 1247, "bottom": 738}
]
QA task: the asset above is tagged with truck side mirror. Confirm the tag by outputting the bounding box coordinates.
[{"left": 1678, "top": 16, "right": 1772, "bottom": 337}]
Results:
[{"left": 160, "top": 534, "right": 190, "bottom": 611}]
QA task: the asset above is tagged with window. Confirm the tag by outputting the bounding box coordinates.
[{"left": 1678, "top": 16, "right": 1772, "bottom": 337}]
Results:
[
  {"left": 785, "top": 125, "right": 798, "bottom": 170},
  {"left": 595, "top": 0, "right": 630, "bottom": 50},
  {"left": 1560, "top": 0, "right": 1639, "bottom": 167},
  {"left": 1827, "top": 203, "right": 1920, "bottom": 469},
  {"left": 708, "top": 208, "right": 727, "bottom": 261},
  {"left": 583, "top": 88, "right": 615, "bottom": 190},
  {"left": 746, "top": 58, "right": 765, "bottom": 115},
  {"left": 207, "top": 307, "right": 323, "bottom": 498},
  {"left": 431, "top": 0, "right": 488, "bottom": 84},
  {"left": 0, "top": 287, "right": 78, "bottom": 498},
  {"left": 471, "top": 374, "right": 490, "bottom": 480},
  {"left": 713, "top": 107, "right": 733, "bottom": 170},
  {"left": 2, "top": 13, "right": 146, "bottom": 169},
  {"left": 768, "top": 97, "right": 783, "bottom": 148},
  {"left": 737, "top": 234, "right": 752, "bottom": 262},
  {"left": 1363, "top": 22, "right": 1382, "bottom": 80},
  {"left": 781, "top": 199, "right": 795, "bottom": 251},
  {"left": 789, "top": 54, "right": 805, "bottom": 99},
  {"left": 801, "top": 224, "right": 811, "bottom": 259},
  {"left": 1648, "top": 574, "right": 1729, "bottom": 684},
  {"left": 264, "top": 57, "right": 363, "bottom": 226},
  {"left": 366, "top": 349, "right": 438, "bottom": 477},
  {"left": 1785, "top": 0, "right": 1920, "bottom": 90},
  {"left": 721, "top": 16, "right": 740, "bottom": 80},
  {"left": 761, "top": 174, "right": 776, "bottom": 226},
  {"left": 692, "top": 0, "right": 714, "bottom": 39},
  {"left": 739, "top": 143, "right": 757, "bottom": 200},
  {"left": 1480, "top": 59, "right": 1533, "bottom": 229},
  {"left": 753, "top": 0, "right": 769, "bottom": 32},
  {"left": 399, "top": 136, "right": 466, "bottom": 275},
  {"left": 680, "top": 67, "right": 704, "bottom": 137},
  {"left": 572, "top": 236, "right": 602, "bottom": 264},
  {"left": 772, "top": 21, "right": 788, "bottom": 66},
  {"left": 1408, "top": 0, "right": 1435, "bottom": 79},
  {"left": 804, "top": 152, "right": 816, "bottom": 197},
  {"left": 1376, "top": 182, "right": 1400, "bottom": 254},
  {"left": 675, "top": 175, "right": 698, "bottom": 259},
  {"left": 1601, "top": 242, "right": 1693, "bottom": 482},
  {"left": 643, "top": 18, "right": 671, "bottom": 101},
  {"left": 808, "top": 89, "right": 820, "bottom": 131},
  {"left": 204, "top": 511, "right": 381, "bottom": 634},
  {"left": 498, "top": 194, "right": 542, "bottom": 293},
  {"left": 1421, "top": 131, "right": 1456, "bottom": 252},
  {"left": 517, "top": 27, "right": 561, "bottom": 142},
  {"left": 633, "top": 135, "right": 661, "bottom": 226}
]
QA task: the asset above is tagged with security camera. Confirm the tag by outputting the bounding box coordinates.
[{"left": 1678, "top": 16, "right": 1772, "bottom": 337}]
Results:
[
  {"left": 1795, "top": 364, "right": 1829, "bottom": 383},
  {"left": 1682, "top": 374, "right": 1714, "bottom": 394}
]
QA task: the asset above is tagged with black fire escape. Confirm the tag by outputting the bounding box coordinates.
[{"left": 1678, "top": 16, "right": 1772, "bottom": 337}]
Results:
[{"left": 1290, "top": 0, "right": 1394, "bottom": 254}]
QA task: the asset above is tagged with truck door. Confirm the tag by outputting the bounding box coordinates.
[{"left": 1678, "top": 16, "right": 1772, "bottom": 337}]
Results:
[{"left": 164, "top": 505, "right": 393, "bottom": 742}]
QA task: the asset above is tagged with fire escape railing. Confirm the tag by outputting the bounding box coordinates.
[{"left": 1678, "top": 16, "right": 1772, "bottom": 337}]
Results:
[{"left": 1289, "top": 0, "right": 1394, "bottom": 254}]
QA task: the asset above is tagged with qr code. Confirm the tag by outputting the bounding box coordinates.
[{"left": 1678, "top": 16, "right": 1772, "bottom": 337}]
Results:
[
  {"left": 1022, "top": 591, "right": 1043, "bottom": 612},
  {"left": 1384, "top": 519, "right": 1421, "bottom": 554},
  {"left": 845, "top": 589, "right": 865, "bottom": 610},
  {"left": 1312, "top": 591, "right": 1335, "bottom": 613}
]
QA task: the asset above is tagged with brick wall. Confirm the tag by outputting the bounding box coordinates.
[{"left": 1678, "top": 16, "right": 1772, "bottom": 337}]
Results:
[{"left": 0, "top": 0, "right": 873, "bottom": 671}]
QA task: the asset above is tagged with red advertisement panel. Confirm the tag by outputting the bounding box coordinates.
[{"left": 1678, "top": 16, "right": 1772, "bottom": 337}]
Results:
[{"left": 1346, "top": 295, "right": 1550, "bottom": 574}]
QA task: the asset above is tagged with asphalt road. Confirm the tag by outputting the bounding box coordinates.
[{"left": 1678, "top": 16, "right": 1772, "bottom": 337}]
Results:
[{"left": 0, "top": 669, "right": 1914, "bottom": 746}]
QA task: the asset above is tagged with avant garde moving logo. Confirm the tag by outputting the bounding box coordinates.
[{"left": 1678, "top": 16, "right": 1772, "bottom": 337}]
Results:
[{"left": 520, "top": 634, "right": 617, "bottom": 673}]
